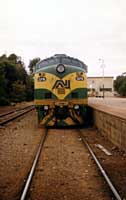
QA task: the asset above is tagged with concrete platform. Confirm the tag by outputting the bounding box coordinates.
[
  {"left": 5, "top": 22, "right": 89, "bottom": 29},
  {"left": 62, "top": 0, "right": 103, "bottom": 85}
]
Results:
[
  {"left": 88, "top": 97, "right": 126, "bottom": 152},
  {"left": 88, "top": 97, "right": 126, "bottom": 120}
]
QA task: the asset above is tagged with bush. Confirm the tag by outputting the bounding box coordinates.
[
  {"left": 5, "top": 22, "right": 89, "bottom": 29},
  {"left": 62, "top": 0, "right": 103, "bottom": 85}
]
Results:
[
  {"left": 114, "top": 75, "right": 126, "bottom": 97},
  {"left": 0, "top": 97, "right": 10, "bottom": 106}
]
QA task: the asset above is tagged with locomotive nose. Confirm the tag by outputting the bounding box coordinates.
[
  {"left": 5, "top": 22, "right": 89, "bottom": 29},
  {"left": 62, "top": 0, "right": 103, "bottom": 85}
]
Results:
[{"left": 55, "top": 106, "right": 69, "bottom": 119}]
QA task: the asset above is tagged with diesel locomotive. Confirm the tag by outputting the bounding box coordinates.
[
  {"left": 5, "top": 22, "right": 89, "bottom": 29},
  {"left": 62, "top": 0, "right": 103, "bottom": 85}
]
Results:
[{"left": 34, "top": 54, "right": 88, "bottom": 126}]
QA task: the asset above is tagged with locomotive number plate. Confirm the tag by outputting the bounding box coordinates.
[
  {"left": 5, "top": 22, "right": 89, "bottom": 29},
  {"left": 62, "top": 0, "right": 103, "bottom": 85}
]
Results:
[
  {"left": 55, "top": 101, "right": 68, "bottom": 106},
  {"left": 58, "top": 88, "right": 65, "bottom": 94}
]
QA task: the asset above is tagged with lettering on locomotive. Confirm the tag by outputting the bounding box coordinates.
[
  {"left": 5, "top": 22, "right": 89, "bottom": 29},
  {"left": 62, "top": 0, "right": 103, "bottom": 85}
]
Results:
[{"left": 52, "top": 80, "right": 70, "bottom": 89}]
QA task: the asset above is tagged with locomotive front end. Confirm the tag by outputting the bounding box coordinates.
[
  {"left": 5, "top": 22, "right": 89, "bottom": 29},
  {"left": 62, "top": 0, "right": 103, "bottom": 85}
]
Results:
[{"left": 34, "top": 54, "right": 88, "bottom": 126}]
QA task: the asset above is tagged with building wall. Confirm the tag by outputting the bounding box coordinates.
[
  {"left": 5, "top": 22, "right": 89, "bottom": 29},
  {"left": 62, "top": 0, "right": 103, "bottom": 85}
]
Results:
[{"left": 87, "top": 76, "right": 114, "bottom": 97}]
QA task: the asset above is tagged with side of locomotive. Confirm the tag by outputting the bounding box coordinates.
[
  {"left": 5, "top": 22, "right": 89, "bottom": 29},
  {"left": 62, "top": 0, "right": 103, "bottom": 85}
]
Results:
[{"left": 34, "top": 54, "right": 88, "bottom": 126}]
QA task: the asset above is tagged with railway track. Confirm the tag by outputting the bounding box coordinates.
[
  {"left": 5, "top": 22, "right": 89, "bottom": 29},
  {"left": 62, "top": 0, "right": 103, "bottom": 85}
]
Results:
[
  {"left": 0, "top": 105, "right": 35, "bottom": 126},
  {"left": 18, "top": 128, "right": 122, "bottom": 200},
  {"left": 79, "top": 130, "right": 122, "bottom": 200},
  {"left": 20, "top": 128, "right": 48, "bottom": 200}
]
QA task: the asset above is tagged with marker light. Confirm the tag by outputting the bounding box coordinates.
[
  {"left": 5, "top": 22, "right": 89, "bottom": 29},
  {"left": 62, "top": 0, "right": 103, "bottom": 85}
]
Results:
[
  {"left": 56, "top": 64, "right": 65, "bottom": 73},
  {"left": 44, "top": 105, "right": 49, "bottom": 110},
  {"left": 74, "top": 105, "right": 79, "bottom": 110}
]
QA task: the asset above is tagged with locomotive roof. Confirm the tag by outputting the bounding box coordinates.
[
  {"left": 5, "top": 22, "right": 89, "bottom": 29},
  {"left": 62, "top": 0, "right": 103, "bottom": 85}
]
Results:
[{"left": 36, "top": 54, "right": 87, "bottom": 72}]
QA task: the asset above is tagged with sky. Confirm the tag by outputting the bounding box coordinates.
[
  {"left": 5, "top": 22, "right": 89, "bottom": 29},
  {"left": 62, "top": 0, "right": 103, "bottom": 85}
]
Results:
[{"left": 0, "top": 0, "right": 126, "bottom": 77}]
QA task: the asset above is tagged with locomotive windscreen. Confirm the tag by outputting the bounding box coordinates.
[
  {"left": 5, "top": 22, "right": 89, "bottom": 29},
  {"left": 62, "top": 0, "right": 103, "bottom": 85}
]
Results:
[{"left": 36, "top": 54, "right": 87, "bottom": 72}]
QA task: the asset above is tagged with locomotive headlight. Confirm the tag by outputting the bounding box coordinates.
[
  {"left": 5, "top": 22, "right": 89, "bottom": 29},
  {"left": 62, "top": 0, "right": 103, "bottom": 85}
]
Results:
[
  {"left": 74, "top": 105, "right": 79, "bottom": 110},
  {"left": 44, "top": 105, "right": 49, "bottom": 110},
  {"left": 56, "top": 64, "right": 65, "bottom": 73}
]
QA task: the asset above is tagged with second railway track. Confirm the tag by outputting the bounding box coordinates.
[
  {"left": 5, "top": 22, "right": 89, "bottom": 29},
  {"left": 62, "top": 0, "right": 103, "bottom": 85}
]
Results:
[{"left": 0, "top": 105, "right": 35, "bottom": 126}]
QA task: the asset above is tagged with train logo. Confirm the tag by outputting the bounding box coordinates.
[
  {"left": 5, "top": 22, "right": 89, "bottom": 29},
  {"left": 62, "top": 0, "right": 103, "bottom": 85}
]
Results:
[{"left": 52, "top": 80, "right": 70, "bottom": 89}]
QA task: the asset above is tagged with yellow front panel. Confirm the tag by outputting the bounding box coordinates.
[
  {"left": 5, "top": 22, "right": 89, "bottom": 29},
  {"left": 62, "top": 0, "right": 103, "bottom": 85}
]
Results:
[{"left": 35, "top": 72, "right": 87, "bottom": 99}]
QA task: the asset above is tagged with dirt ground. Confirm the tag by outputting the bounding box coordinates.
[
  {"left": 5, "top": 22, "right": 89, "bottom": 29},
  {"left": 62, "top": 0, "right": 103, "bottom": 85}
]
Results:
[{"left": 0, "top": 106, "right": 125, "bottom": 200}]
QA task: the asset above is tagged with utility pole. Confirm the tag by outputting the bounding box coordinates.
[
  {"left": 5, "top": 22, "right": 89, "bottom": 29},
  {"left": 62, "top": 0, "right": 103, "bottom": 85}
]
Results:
[{"left": 99, "top": 58, "right": 105, "bottom": 98}]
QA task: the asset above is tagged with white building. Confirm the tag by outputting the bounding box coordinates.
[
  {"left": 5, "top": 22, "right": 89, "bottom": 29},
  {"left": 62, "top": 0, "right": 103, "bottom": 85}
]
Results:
[{"left": 87, "top": 76, "right": 114, "bottom": 97}]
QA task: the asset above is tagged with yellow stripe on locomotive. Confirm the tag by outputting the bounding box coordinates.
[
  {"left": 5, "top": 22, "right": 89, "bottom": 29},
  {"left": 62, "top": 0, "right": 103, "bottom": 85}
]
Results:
[{"left": 34, "top": 54, "right": 88, "bottom": 127}]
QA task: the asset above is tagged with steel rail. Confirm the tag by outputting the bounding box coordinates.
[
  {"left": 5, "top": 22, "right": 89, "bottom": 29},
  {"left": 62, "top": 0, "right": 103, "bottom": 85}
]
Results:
[
  {"left": 0, "top": 106, "right": 35, "bottom": 126},
  {"left": 0, "top": 105, "right": 34, "bottom": 118},
  {"left": 79, "top": 131, "right": 122, "bottom": 200},
  {"left": 20, "top": 129, "right": 48, "bottom": 200}
]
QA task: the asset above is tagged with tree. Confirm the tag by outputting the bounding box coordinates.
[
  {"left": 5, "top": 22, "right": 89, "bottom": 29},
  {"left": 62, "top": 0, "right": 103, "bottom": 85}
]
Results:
[
  {"left": 12, "top": 80, "right": 26, "bottom": 102},
  {"left": 0, "top": 65, "right": 6, "bottom": 96},
  {"left": 8, "top": 53, "right": 21, "bottom": 64},
  {"left": 0, "top": 54, "right": 7, "bottom": 61},
  {"left": 0, "top": 53, "right": 34, "bottom": 105},
  {"left": 28, "top": 57, "right": 40, "bottom": 74},
  {"left": 25, "top": 75, "right": 34, "bottom": 101},
  {"left": 114, "top": 75, "right": 126, "bottom": 97}
]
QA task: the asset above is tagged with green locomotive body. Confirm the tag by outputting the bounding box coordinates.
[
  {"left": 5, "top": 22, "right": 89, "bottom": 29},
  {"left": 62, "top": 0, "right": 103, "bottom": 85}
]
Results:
[{"left": 34, "top": 54, "right": 88, "bottom": 126}]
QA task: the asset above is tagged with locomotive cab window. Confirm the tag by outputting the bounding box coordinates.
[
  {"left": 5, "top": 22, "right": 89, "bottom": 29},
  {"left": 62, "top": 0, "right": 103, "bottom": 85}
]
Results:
[{"left": 61, "top": 57, "right": 72, "bottom": 65}]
